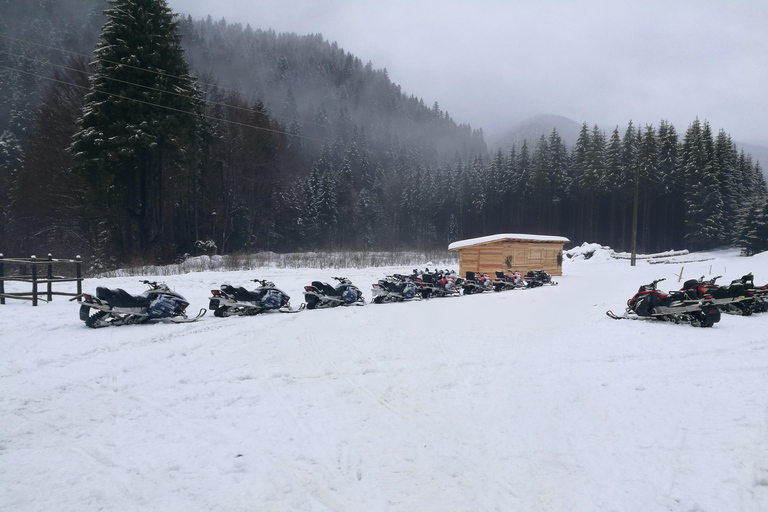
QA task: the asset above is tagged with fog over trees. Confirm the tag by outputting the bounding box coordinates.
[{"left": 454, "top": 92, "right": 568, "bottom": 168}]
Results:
[{"left": 1, "top": 0, "right": 766, "bottom": 267}]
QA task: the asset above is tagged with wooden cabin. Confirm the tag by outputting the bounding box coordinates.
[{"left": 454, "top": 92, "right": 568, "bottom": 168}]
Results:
[{"left": 448, "top": 233, "right": 570, "bottom": 277}]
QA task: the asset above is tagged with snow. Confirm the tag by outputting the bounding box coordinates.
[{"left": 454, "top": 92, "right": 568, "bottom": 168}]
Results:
[
  {"left": 565, "top": 242, "right": 698, "bottom": 262},
  {"left": 2, "top": 249, "right": 768, "bottom": 511},
  {"left": 448, "top": 233, "right": 570, "bottom": 250}
]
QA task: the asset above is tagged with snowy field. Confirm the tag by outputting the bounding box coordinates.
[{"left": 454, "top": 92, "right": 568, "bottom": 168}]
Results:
[{"left": 1, "top": 247, "right": 767, "bottom": 512}]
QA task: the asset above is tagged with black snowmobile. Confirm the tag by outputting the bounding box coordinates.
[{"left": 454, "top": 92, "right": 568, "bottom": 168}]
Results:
[
  {"left": 462, "top": 271, "right": 493, "bottom": 295},
  {"left": 492, "top": 270, "right": 527, "bottom": 292},
  {"left": 524, "top": 270, "right": 557, "bottom": 287},
  {"left": 303, "top": 276, "right": 365, "bottom": 309},
  {"left": 693, "top": 275, "right": 755, "bottom": 316},
  {"left": 78, "top": 280, "right": 205, "bottom": 328},
  {"left": 417, "top": 268, "right": 461, "bottom": 298},
  {"left": 371, "top": 274, "right": 420, "bottom": 304},
  {"left": 209, "top": 279, "right": 301, "bottom": 317}
]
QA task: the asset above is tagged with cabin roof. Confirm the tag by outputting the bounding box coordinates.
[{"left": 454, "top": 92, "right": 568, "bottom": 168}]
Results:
[{"left": 448, "top": 233, "right": 571, "bottom": 250}]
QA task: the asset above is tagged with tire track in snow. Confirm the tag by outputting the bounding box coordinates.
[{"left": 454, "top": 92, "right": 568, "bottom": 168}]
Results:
[
  {"left": 12, "top": 410, "right": 147, "bottom": 511},
  {"left": 302, "top": 323, "right": 522, "bottom": 504},
  {"left": 250, "top": 335, "right": 357, "bottom": 512}
]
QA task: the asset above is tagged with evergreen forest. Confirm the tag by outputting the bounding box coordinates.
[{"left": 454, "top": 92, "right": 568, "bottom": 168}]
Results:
[{"left": 1, "top": 0, "right": 767, "bottom": 269}]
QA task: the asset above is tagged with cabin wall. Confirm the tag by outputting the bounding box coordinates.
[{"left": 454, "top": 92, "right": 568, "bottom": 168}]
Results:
[{"left": 457, "top": 241, "right": 564, "bottom": 277}]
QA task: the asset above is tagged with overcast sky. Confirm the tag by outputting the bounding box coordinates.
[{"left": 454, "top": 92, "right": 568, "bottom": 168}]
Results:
[{"left": 168, "top": 0, "right": 768, "bottom": 145}]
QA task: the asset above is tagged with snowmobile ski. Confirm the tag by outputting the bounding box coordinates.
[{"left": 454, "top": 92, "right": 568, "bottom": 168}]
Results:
[{"left": 170, "top": 308, "right": 207, "bottom": 323}]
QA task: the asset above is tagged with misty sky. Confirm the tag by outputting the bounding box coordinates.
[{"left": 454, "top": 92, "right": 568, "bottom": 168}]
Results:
[{"left": 168, "top": 0, "right": 768, "bottom": 145}]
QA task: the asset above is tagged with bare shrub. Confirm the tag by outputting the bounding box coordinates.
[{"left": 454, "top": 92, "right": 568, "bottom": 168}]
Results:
[{"left": 94, "top": 250, "right": 458, "bottom": 277}]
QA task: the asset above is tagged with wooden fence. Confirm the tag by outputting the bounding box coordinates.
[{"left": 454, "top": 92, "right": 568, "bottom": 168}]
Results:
[{"left": 0, "top": 254, "right": 83, "bottom": 306}]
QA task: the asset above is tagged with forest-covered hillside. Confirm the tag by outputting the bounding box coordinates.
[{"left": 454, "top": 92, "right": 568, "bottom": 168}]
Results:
[{"left": 1, "top": 0, "right": 766, "bottom": 268}]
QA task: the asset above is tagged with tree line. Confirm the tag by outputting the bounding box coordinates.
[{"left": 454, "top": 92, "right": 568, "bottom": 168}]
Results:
[
  {"left": 1, "top": 0, "right": 766, "bottom": 269},
  {"left": 387, "top": 119, "right": 767, "bottom": 255}
]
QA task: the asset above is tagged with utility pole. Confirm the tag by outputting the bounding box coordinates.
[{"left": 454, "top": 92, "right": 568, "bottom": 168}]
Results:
[{"left": 630, "top": 164, "right": 639, "bottom": 266}]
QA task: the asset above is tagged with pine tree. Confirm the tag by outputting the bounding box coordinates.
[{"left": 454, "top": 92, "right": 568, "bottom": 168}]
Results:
[
  {"left": 737, "top": 198, "right": 768, "bottom": 256},
  {"left": 656, "top": 120, "right": 683, "bottom": 249},
  {"left": 570, "top": 123, "right": 591, "bottom": 242},
  {"left": 548, "top": 128, "right": 570, "bottom": 209},
  {"left": 681, "top": 120, "right": 723, "bottom": 250},
  {"left": 71, "top": 0, "right": 199, "bottom": 261},
  {"left": 636, "top": 124, "right": 659, "bottom": 252},
  {"left": 617, "top": 121, "right": 639, "bottom": 249},
  {"left": 513, "top": 141, "right": 532, "bottom": 231},
  {"left": 530, "top": 135, "right": 550, "bottom": 232},
  {"left": 604, "top": 127, "right": 623, "bottom": 247}
]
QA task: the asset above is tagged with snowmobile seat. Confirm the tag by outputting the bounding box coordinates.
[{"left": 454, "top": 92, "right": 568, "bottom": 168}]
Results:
[
  {"left": 313, "top": 281, "right": 341, "bottom": 297},
  {"left": 237, "top": 286, "right": 266, "bottom": 302},
  {"left": 466, "top": 271, "right": 476, "bottom": 281},
  {"left": 683, "top": 279, "right": 699, "bottom": 290},
  {"left": 220, "top": 284, "right": 257, "bottom": 302},
  {"left": 495, "top": 271, "right": 506, "bottom": 279},
  {"left": 95, "top": 287, "right": 149, "bottom": 308},
  {"left": 387, "top": 282, "right": 407, "bottom": 293}
]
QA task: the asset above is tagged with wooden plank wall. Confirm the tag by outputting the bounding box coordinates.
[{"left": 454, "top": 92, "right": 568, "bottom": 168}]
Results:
[{"left": 457, "top": 240, "right": 564, "bottom": 277}]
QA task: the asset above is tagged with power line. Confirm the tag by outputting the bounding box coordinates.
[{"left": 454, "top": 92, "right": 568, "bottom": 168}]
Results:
[
  {"left": 0, "top": 48, "right": 260, "bottom": 122},
  {"left": 0, "top": 32, "right": 334, "bottom": 132},
  {"left": 0, "top": 62, "right": 328, "bottom": 144}
]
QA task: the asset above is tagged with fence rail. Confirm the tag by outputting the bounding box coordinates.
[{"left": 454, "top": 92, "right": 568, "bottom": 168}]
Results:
[{"left": 0, "top": 254, "right": 83, "bottom": 306}]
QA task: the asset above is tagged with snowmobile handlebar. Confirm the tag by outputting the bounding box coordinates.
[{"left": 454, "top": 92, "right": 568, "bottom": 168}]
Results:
[
  {"left": 139, "top": 280, "right": 161, "bottom": 288},
  {"left": 700, "top": 275, "right": 721, "bottom": 285}
]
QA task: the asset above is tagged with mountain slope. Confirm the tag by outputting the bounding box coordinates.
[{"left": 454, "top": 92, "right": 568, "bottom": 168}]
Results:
[{"left": 177, "top": 17, "right": 487, "bottom": 161}]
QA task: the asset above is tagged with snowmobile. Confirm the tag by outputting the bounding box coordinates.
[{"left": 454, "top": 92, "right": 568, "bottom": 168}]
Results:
[
  {"left": 696, "top": 274, "right": 768, "bottom": 315},
  {"left": 78, "top": 280, "right": 205, "bottom": 328},
  {"left": 524, "top": 269, "right": 557, "bottom": 287},
  {"left": 418, "top": 269, "right": 461, "bottom": 298},
  {"left": 738, "top": 273, "right": 768, "bottom": 313},
  {"left": 606, "top": 278, "right": 720, "bottom": 327},
  {"left": 691, "top": 275, "right": 756, "bottom": 316},
  {"left": 462, "top": 271, "right": 493, "bottom": 295},
  {"left": 492, "top": 270, "right": 527, "bottom": 292},
  {"left": 371, "top": 274, "right": 420, "bottom": 304},
  {"left": 303, "top": 276, "right": 365, "bottom": 309},
  {"left": 209, "top": 279, "right": 302, "bottom": 317}
]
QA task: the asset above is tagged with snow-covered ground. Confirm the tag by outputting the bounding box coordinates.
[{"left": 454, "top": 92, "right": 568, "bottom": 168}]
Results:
[{"left": 1, "top": 248, "right": 767, "bottom": 512}]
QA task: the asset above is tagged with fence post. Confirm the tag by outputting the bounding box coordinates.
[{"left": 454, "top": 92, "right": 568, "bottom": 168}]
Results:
[
  {"left": 47, "top": 253, "right": 53, "bottom": 302},
  {"left": 0, "top": 253, "right": 4, "bottom": 305},
  {"left": 31, "top": 255, "right": 38, "bottom": 306},
  {"left": 76, "top": 255, "right": 82, "bottom": 296}
]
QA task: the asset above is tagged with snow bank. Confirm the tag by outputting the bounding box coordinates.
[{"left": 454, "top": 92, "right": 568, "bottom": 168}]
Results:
[
  {"left": 564, "top": 242, "right": 615, "bottom": 261},
  {"left": 565, "top": 242, "right": 695, "bottom": 263}
]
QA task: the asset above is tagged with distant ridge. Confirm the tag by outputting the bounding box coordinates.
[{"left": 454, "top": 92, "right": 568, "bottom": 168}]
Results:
[{"left": 490, "top": 114, "right": 582, "bottom": 151}]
